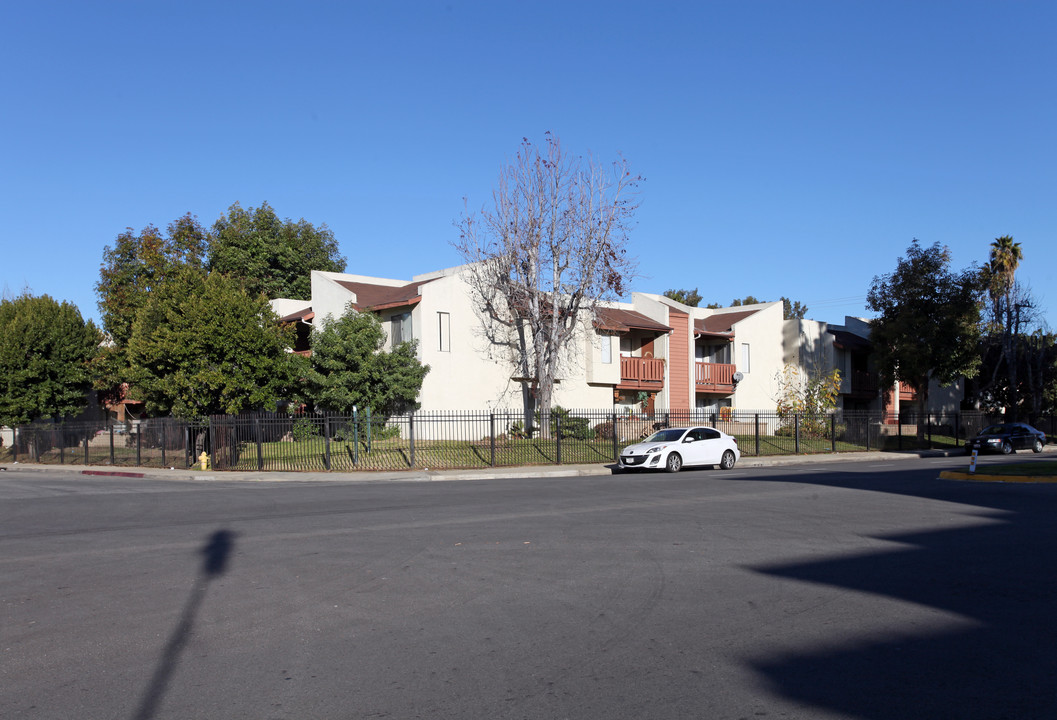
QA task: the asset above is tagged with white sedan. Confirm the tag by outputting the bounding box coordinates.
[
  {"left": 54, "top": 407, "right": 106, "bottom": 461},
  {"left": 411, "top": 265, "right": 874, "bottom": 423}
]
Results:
[{"left": 619, "top": 426, "right": 740, "bottom": 473}]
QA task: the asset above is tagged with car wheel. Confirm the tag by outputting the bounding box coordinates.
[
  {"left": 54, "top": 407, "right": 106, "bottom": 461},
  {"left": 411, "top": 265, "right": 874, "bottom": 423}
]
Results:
[
  {"left": 1001, "top": 440, "right": 1013, "bottom": 455},
  {"left": 665, "top": 453, "right": 682, "bottom": 473},
  {"left": 1034, "top": 439, "right": 1044, "bottom": 454},
  {"left": 720, "top": 450, "right": 736, "bottom": 470}
]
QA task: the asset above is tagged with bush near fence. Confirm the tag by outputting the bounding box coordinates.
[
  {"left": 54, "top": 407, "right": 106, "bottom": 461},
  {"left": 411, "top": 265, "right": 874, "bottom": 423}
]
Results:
[{"left": 2, "top": 410, "right": 1055, "bottom": 473}]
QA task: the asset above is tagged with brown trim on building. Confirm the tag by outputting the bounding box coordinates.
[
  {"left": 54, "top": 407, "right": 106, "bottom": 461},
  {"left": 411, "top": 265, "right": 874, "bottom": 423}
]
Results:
[{"left": 668, "top": 310, "right": 691, "bottom": 411}]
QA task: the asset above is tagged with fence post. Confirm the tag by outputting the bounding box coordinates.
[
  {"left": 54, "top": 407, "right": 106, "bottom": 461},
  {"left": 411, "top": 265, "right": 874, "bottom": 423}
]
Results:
[
  {"left": 897, "top": 413, "right": 903, "bottom": 451},
  {"left": 555, "top": 411, "right": 562, "bottom": 465},
  {"left": 324, "top": 415, "right": 331, "bottom": 471},
  {"left": 135, "top": 426, "right": 142, "bottom": 466},
  {"left": 865, "top": 414, "right": 871, "bottom": 451},
  {"left": 755, "top": 413, "right": 760, "bottom": 456},
  {"left": 255, "top": 416, "right": 264, "bottom": 470},
  {"left": 352, "top": 407, "right": 360, "bottom": 466},
  {"left": 84, "top": 426, "right": 90, "bottom": 465},
  {"left": 490, "top": 413, "right": 496, "bottom": 467},
  {"left": 831, "top": 414, "right": 836, "bottom": 453},
  {"left": 110, "top": 424, "right": 115, "bottom": 465},
  {"left": 160, "top": 422, "right": 167, "bottom": 468},
  {"left": 955, "top": 413, "right": 960, "bottom": 447},
  {"left": 59, "top": 431, "right": 65, "bottom": 465},
  {"left": 710, "top": 412, "right": 717, "bottom": 429},
  {"left": 11, "top": 427, "right": 17, "bottom": 463},
  {"left": 409, "top": 413, "right": 415, "bottom": 468},
  {"left": 611, "top": 412, "right": 619, "bottom": 463},
  {"left": 366, "top": 407, "right": 372, "bottom": 453},
  {"left": 927, "top": 414, "right": 933, "bottom": 449},
  {"left": 794, "top": 414, "right": 800, "bottom": 454}
]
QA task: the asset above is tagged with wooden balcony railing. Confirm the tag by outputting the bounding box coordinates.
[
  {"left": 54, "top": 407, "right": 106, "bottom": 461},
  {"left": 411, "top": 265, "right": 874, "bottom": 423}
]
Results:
[
  {"left": 695, "top": 362, "right": 735, "bottom": 393},
  {"left": 619, "top": 356, "right": 665, "bottom": 389}
]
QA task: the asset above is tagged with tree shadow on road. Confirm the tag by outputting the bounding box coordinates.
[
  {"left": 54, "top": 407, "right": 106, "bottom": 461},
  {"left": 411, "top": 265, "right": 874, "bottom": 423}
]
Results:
[{"left": 746, "top": 467, "right": 1057, "bottom": 718}]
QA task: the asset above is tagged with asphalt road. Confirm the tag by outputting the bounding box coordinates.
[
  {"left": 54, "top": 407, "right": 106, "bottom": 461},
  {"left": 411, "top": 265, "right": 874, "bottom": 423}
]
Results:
[{"left": 3, "top": 454, "right": 1057, "bottom": 719}]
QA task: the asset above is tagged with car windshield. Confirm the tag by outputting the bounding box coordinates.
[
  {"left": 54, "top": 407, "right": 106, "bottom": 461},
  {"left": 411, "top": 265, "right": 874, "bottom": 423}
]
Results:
[
  {"left": 646, "top": 429, "right": 687, "bottom": 443},
  {"left": 980, "top": 424, "right": 1010, "bottom": 435}
]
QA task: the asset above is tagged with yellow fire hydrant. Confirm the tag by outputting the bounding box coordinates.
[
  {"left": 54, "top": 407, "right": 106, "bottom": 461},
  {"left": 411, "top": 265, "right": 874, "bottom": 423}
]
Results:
[{"left": 199, "top": 451, "right": 210, "bottom": 470}]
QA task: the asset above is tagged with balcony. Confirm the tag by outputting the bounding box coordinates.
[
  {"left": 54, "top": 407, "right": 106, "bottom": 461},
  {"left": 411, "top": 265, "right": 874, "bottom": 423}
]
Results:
[
  {"left": 695, "top": 362, "right": 736, "bottom": 394},
  {"left": 847, "top": 370, "right": 879, "bottom": 397},
  {"left": 618, "top": 356, "right": 665, "bottom": 390}
]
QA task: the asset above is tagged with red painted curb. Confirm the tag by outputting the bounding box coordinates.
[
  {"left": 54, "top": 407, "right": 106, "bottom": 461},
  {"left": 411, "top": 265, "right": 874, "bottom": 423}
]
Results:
[{"left": 80, "top": 470, "right": 146, "bottom": 478}]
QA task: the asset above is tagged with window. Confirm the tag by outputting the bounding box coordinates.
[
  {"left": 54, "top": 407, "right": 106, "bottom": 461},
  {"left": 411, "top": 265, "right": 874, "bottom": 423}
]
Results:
[
  {"left": 438, "top": 312, "right": 450, "bottom": 352},
  {"left": 600, "top": 335, "right": 612, "bottom": 364},
  {"left": 740, "top": 343, "right": 750, "bottom": 373},
  {"left": 391, "top": 312, "right": 412, "bottom": 346}
]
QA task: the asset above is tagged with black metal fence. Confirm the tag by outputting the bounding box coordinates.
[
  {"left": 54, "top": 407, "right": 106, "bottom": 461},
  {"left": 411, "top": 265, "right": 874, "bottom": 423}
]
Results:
[{"left": 2, "top": 409, "right": 1054, "bottom": 473}]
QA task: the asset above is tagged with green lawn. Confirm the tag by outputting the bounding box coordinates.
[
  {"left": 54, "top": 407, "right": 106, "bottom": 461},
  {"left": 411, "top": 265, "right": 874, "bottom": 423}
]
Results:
[{"left": 978, "top": 461, "right": 1057, "bottom": 476}]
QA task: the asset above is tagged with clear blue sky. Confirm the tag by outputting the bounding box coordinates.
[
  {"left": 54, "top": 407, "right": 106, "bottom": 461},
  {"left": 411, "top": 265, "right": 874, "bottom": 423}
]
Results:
[{"left": 3, "top": 1, "right": 1054, "bottom": 329}]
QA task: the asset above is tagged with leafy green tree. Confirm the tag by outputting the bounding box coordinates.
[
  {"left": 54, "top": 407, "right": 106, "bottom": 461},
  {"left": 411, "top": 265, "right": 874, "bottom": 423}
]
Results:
[
  {"left": 305, "top": 307, "right": 429, "bottom": 416},
  {"left": 867, "top": 240, "right": 983, "bottom": 434},
  {"left": 94, "top": 214, "right": 210, "bottom": 407},
  {"left": 702, "top": 295, "right": 808, "bottom": 319},
  {"left": 126, "top": 268, "right": 299, "bottom": 419},
  {"left": 96, "top": 214, "right": 208, "bottom": 347},
  {"left": 0, "top": 293, "right": 101, "bottom": 425},
  {"left": 209, "top": 202, "right": 346, "bottom": 300},
  {"left": 663, "top": 288, "right": 702, "bottom": 306},
  {"left": 781, "top": 296, "right": 808, "bottom": 320}
]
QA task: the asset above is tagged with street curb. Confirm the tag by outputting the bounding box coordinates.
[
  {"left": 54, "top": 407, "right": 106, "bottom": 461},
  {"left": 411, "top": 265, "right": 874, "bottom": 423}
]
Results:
[
  {"left": 0, "top": 447, "right": 1032, "bottom": 484},
  {"left": 939, "top": 471, "right": 1057, "bottom": 484}
]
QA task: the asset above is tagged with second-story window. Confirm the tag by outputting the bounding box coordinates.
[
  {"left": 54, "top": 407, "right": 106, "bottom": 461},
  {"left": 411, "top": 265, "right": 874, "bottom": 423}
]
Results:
[
  {"left": 740, "top": 343, "right": 750, "bottom": 373},
  {"left": 600, "top": 335, "right": 612, "bottom": 364},
  {"left": 391, "top": 312, "right": 412, "bottom": 346}
]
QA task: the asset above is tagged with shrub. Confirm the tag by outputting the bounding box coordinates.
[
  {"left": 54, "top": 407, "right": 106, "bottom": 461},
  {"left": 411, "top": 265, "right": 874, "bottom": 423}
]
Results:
[
  {"left": 292, "top": 417, "right": 319, "bottom": 442},
  {"left": 593, "top": 421, "right": 615, "bottom": 440}
]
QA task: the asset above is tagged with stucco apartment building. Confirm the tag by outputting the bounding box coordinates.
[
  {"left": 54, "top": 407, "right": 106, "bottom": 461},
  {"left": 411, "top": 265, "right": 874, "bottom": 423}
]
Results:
[{"left": 272, "top": 263, "right": 961, "bottom": 416}]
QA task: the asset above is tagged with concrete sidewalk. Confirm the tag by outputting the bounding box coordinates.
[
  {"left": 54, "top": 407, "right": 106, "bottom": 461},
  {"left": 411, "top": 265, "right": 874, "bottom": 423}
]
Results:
[{"left": 0, "top": 447, "right": 980, "bottom": 484}]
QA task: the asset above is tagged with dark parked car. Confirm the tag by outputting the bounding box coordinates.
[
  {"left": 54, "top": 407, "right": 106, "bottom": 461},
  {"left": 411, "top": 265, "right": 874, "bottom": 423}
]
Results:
[{"left": 965, "top": 423, "right": 1046, "bottom": 455}]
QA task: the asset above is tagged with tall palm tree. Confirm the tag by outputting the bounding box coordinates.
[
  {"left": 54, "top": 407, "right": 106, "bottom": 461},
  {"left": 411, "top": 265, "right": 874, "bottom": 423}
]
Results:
[
  {"left": 988, "top": 235, "right": 1025, "bottom": 419},
  {"left": 988, "top": 235, "right": 1022, "bottom": 301}
]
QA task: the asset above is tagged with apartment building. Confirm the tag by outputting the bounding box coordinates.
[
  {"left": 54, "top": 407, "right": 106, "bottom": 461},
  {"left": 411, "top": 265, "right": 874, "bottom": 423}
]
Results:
[
  {"left": 272, "top": 265, "right": 790, "bottom": 413},
  {"left": 272, "top": 262, "right": 961, "bottom": 415}
]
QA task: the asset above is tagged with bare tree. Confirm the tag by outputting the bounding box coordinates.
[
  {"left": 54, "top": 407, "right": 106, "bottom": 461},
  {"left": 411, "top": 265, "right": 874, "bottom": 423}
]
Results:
[{"left": 453, "top": 133, "right": 640, "bottom": 430}]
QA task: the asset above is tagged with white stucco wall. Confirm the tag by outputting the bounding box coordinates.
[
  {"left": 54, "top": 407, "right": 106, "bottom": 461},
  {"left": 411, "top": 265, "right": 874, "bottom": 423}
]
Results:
[
  {"left": 270, "top": 298, "right": 311, "bottom": 319},
  {"left": 726, "top": 302, "right": 785, "bottom": 411}
]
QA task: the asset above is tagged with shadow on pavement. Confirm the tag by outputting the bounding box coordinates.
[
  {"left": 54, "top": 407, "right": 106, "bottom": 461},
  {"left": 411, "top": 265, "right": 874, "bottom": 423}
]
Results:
[
  {"left": 131, "top": 529, "right": 235, "bottom": 720},
  {"left": 747, "top": 465, "right": 1057, "bottom": 718}
]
